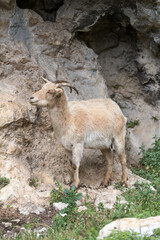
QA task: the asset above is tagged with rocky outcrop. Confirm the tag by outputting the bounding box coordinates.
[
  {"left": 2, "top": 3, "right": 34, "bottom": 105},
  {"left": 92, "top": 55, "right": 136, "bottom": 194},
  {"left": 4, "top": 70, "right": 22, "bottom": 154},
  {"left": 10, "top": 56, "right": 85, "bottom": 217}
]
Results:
[
  {"left": 0, "top": 0, "right": 159, "bottom": 212},
  {"left": 97, "top": 216, "right": 160, "bottom": 239}
]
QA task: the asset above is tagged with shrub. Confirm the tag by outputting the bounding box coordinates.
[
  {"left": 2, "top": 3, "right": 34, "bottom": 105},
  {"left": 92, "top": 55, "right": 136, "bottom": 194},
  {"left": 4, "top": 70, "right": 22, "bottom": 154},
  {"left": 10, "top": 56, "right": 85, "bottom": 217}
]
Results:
[
  {"left": 28, "top": 177, "right": 39, "bottom": 188},
  {"left": 50, "top": 182, "right": 64, "bottom": 204},
  {"left": 132, "top": 136, "right": 160, "bottom": 190},
  {"left": 127, "top": 119, "right": 139, "bottom": 128},
  {"left": 0, "top": 177, "right": 10, "bottom": 190}
]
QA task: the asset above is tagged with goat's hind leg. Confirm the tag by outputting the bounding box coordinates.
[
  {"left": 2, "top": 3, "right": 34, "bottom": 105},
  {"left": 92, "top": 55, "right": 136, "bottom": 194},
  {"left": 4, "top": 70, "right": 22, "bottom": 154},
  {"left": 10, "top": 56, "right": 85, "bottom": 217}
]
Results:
[
  {"left": 118, "top": 151, "right": 127, "bottom": 186},
  {"left": 114, "top": 138, "right": 127, "bottom": 187},
  {"left": 100, "top": 148, "right": 114, "bottom": 187}
]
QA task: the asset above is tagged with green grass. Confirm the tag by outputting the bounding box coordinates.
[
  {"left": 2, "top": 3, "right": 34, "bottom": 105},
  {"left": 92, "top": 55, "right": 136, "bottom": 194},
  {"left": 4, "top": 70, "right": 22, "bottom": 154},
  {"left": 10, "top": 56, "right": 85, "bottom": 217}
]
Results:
[
  {"left": 121, "top": 182, "right": 160, "bottom": 218},
  {"left": 105, "top": 228, "right": 160, "bottom": 240},
  {"left": 151, "top": 116, "right": 158, "bottom": 121},
  {"left": 50, "top": 181, "right": 65, "bottom": 205},
  {"left": 113, "top": 84, "right": 120, "bottom": 89},
  {"left": 28, "top": 177, "right": 39, "bottom": 189},
  {"left": 127, "top": 119, "right": 139, "bottom": 128},
  {"left": 0, "top": 177, "right": 10, "bottom": 190},
  {"left": 132, "top": 136, "right": 160, "bottom": 190},
  {"left": 1, "top": 137, "right": 160, "bottom": 240}
]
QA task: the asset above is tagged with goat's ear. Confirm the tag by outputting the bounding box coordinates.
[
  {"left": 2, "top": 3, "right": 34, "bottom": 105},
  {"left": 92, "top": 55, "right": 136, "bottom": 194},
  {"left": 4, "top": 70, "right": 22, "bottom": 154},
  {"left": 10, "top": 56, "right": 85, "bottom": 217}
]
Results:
[{"left": 55, "top": 88, "right": 63, "bottom": 98}]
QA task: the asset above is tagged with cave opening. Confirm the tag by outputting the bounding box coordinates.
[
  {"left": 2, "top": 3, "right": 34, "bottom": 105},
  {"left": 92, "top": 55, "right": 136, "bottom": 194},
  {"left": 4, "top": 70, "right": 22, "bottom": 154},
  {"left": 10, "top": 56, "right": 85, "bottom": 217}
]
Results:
[
  {"left": 77, "top": 12, "right": 139, "bottom": 106},
  {"left": 16, "top": 0, "right": 64, "bottom": 21}
]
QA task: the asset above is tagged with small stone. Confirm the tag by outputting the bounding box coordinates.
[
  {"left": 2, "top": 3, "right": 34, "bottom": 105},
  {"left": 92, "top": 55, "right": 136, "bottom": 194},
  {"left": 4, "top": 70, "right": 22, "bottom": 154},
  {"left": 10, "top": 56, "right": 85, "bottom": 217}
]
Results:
[
  {"left": 76, "top": 200, "right": 82, "bottom": 206},
  {"left": 77, "top": 206, "right": 87, "bottom": 212},
  {"left": 59, "top": 213, "right": 67, "bottom": 217},
  {"left": 95, "top": 188, "right": 122, "bottom": 209},
  {"left": 2, "top": 222, "right": 12, "bottom": 227},
  {"left": 38, "top": 227, "right": 46, "bottom": 233},
  {"left": 11, "top": 219, "right": 20, "bottom": 223},
  {"left": 35, "top": 227, "right": 47, "bottom": 238},
  {"left": 19, "top": 204, "right": 45, "bottom": 215},
  {"left": 53, "top": 202, "right": 69, "bottom": 211},
  {"left": 32, "top": 206, "right": 45, "bottom": 215}
]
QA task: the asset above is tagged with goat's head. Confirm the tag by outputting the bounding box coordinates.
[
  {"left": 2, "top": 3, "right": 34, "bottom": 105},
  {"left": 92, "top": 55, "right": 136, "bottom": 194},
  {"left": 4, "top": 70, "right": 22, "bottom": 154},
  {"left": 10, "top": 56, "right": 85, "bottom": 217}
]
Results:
[{"left": 30, "top": 77, "right": 79, "bottom": 108}]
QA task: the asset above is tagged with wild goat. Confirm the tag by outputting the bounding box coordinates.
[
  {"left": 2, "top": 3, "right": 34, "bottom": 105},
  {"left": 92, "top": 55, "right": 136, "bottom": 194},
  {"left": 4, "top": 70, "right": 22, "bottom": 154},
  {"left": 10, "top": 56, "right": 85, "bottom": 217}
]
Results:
[{"left": 30, "top": 77, "right": 127, "bottom": 188}]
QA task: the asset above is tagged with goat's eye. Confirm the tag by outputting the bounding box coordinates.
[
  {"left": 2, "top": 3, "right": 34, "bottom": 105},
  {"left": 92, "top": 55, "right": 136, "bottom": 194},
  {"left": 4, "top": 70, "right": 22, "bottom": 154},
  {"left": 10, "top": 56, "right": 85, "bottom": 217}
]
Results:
[{"left": 47, "top": 90, "right": 55, "bottom": 95}]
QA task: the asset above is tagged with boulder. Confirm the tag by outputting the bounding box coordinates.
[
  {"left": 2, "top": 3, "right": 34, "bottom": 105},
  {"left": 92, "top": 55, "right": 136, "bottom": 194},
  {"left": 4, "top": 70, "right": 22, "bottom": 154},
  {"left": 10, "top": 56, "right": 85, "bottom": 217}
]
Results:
[{"left": 97, "top": 216, "right": 160, "bottom": 239}]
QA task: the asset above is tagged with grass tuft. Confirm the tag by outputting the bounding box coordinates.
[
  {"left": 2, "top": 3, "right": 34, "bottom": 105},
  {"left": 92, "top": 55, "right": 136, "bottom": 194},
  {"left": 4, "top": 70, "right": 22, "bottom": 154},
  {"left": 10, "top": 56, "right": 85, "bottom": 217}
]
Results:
[{"left": 0, "top": 177, "right": 10, "bottom": 190}]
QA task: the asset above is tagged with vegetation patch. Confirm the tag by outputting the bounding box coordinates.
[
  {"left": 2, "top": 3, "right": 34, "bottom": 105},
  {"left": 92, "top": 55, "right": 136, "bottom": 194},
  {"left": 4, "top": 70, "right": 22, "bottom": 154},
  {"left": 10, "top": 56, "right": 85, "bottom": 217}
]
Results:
[
  {"left": 113, "top": 84, "right": 120, "bottom": 89},
  {"left": 117, "top": 102, "right": 125, "bottom": 109},
  {"left": 0, "top": 177, "right": 10, "bottom": 190},
  {"left": 132, "top": 136, "right": 160, "bottom": 190},
  {"left": 127, "top": 119, "right": 139, "bottom": 128},
  {"left": 105, "top": 228, "right": 160, "bottom": 240},
  {"left": 28, "top": 177, "right": 39, "bottom": 189},
  {"left": 121, "top": 182, "right": 160, "bottom": 218},
  {"left": 151, "top": 116, "right": 158, "bottom": 121},
  {"left": 50, "top": 182, "right": 64, "bottom": 204}
]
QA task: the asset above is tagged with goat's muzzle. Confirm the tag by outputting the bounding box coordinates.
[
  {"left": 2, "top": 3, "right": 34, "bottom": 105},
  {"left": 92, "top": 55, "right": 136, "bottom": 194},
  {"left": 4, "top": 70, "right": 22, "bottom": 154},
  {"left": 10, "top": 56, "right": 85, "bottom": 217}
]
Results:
[{"left": 30, "top": 96, "right": 38, "bottom": 104}]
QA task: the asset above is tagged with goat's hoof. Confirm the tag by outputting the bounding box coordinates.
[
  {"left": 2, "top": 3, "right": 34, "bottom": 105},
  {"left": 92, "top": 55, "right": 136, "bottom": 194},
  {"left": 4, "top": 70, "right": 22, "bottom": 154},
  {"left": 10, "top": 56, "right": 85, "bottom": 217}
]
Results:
[
  {"left": 121, "top": 181, "right": 127, "bottom": 187},
  {"left": 100, "top": 180, "right": 110, "bottom": 188},
  {"left": 80, "top": 184, "right": 86, "bottom": 188}
]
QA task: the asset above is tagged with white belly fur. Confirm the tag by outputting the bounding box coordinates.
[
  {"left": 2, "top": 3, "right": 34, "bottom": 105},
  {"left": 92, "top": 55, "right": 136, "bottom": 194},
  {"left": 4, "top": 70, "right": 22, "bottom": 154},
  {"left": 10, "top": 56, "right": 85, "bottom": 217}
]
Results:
[
  {"left": 59, "top": 131, "right": 112, "bottom": 150},
  {"left": 84, "top": 131, "right": 112, "bottom": 149},
  {"left": 60, "top": 136, "right": 73, "bottom": 151}
]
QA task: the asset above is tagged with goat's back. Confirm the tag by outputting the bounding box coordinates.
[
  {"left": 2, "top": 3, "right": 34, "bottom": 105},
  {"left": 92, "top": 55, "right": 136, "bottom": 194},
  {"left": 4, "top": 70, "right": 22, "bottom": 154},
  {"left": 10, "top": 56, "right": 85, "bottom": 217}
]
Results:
[{"left": 68, "top": 98, "right": 126, "bottom": 135}]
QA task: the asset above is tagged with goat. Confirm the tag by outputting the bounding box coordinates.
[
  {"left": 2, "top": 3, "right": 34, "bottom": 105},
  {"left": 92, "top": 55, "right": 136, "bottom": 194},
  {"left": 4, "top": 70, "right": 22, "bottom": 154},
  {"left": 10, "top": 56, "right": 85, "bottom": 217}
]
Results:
[{"left": 30, "top": 77, "right": 127, "bottom": 188}]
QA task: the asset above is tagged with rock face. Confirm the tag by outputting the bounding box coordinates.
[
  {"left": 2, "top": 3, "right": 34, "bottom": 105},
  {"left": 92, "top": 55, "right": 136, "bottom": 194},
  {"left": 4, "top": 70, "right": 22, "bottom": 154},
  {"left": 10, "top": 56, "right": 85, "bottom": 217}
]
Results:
[
  {"left": 0, "top": 0, "right": 160, "bottom": 211},
  {"left": 97, "top": 216, "right": 160, "bottom": 239}
]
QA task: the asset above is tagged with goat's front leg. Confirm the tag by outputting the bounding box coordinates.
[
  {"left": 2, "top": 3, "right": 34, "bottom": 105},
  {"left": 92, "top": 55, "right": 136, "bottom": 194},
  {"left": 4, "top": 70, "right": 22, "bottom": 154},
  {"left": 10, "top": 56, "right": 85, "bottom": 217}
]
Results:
[{"left": 71, "top": 143, "right": 83, "bottom": 189}]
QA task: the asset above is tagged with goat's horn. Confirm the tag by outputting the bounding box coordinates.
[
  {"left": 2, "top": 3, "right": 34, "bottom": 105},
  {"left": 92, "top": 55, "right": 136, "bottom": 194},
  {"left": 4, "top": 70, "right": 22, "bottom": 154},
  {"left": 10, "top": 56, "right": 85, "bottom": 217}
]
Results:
[
  {"left": 70, "top": 86, "right": 79, "bottom": 95},
  {"left": 54, "top": 80, "right": 69, "bottom": 84},
  {"left": 41, "top": 76, "right": 50, "bottom": 83},
  {"left": 55, "top": 82, "right": 79, "bottom": 95}
]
